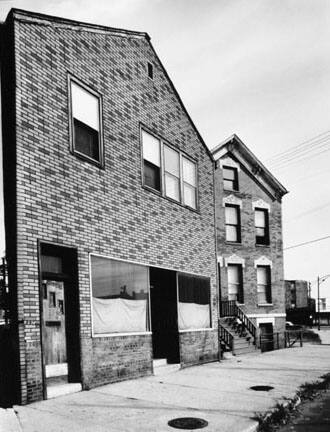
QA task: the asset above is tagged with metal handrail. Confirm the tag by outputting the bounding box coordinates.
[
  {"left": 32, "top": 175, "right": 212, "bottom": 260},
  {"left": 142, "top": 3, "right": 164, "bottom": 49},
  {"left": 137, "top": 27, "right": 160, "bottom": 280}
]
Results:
[
  {"left": 220, "top": 300, "right": 257, "bottom": 345},
  {"left": 218, "top": 321, "right": 234, "bottom": 351}
]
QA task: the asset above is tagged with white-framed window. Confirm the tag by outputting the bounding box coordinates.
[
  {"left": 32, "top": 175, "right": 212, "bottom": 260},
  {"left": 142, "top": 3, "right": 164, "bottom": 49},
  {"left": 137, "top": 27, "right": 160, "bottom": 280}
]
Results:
[
  {"left": 225, "top": 204, "right": 241, "bottom": 242},
  {"left": 227, "top": 264, "right": 244, "bottom": 303},
  {"left": 257, "top": 265, "right": 272, "bottom": 304},
  {"left": 141, "top": 128, "right": 198, "bottom": 210},
  {"left": 90, "top": 255, "right": 150, "bottom": 335},
  {"left": 69, "top": 77, "right": 103, "bottom": 165},
  {"left": 255, "top": 208, "right": 270, "bottom": 245}
]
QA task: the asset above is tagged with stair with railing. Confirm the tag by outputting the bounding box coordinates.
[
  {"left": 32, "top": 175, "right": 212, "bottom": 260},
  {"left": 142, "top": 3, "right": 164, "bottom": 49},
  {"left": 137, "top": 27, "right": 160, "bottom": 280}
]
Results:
[{"left": 219, "top": 300, "right": 259, "bottom": 356}]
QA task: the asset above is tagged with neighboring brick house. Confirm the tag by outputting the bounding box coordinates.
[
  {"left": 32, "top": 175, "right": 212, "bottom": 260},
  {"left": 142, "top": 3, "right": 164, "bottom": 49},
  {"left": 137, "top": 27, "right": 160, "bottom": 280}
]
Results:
[
  {"left": 212, "top": 135, "right": 288, "bottom": 351},
  {"left": 285, "top": 280, "right": 313, "bottom": 326},
  {"left": 1, "top": 9, "right": 218, "bottom": 405}
]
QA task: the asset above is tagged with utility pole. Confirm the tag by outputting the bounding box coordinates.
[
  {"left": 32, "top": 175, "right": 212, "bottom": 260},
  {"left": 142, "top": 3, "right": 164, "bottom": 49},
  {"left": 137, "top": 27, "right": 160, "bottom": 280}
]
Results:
[{"left": 317, "top": 276, "right": 320, "bottom": 330}]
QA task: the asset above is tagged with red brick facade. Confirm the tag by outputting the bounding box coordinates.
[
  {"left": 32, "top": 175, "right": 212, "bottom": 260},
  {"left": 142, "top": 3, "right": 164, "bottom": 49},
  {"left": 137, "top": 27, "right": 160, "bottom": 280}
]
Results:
[
  {"left": 213, "top": 136, "right": 288, "bottom": 341},
  {"left": 1, "top": 10, "right": 218, "bottom": 404}
]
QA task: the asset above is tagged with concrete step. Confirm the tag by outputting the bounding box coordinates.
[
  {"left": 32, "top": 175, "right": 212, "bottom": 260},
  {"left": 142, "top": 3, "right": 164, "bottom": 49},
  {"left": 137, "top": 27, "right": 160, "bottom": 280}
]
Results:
[
  {"left": 234, "top": 346, "right": 257, "bottom": 356},
  {"left": 153, "top": 363, "right": 181, "bottom": 376},
  {"left": 47, "top": 382, "right": 82, "bottom": 399},
  {"left": 153, "top": 358, "right": 167, "bottom": 368}
]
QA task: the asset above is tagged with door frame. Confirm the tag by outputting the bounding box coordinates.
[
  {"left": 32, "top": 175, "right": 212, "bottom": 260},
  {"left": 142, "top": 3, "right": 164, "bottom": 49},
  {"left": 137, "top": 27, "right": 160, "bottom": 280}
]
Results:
[{"left": 37, "top": 241, "right": 81, "bottom": 399}]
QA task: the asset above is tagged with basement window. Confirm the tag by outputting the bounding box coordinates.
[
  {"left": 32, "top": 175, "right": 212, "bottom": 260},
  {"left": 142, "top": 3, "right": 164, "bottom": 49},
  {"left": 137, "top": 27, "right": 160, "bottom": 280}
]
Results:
[{"left": 69, "top": 77, "right": 103, "bottom": 166}]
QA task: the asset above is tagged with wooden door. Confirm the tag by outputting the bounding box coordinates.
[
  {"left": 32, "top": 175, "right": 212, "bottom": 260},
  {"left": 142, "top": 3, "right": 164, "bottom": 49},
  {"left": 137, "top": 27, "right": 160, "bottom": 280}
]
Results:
[{"left": 41, "top": 280, "right": 67, "bottom": 365}]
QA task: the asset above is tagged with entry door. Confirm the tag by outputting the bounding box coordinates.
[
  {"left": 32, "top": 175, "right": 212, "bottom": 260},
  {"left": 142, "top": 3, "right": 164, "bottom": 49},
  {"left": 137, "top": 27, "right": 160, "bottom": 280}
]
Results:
[
  {"left": 150, "top": 268, "right": 180, "bottom": 364},
  {"left": 42, "top": 280, "right": 67, "bottom": 368},
  {"left": 259, "top": 323, "right": 274, "bottom": 352}
]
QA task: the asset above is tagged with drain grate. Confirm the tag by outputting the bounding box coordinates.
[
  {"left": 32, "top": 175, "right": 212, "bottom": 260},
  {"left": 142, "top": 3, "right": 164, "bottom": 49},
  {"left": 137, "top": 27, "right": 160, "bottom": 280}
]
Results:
[
  {"left": 168, "top": 417, "right": 208, "bottom": 429},
  {"left": 250, "top": 385, "right": 274, "bottom": 391}
]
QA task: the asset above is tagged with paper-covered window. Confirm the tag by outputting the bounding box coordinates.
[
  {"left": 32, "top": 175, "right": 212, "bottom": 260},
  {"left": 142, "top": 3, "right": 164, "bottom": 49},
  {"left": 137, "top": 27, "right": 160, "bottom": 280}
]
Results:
[
  {"left": 91, "top": 256, "right": 150, "bottom": 335},
  {"left": 70, "top": 80, "right": 102, "bottom": 164},
  {"left": 177, "top": 273, "right": 211, "bottom": 330}
]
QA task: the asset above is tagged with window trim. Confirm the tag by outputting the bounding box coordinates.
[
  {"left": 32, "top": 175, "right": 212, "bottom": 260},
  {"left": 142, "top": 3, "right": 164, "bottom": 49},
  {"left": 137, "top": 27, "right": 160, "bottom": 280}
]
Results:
[
  {"left": 223, "top": 165, "right": 239, "bottom": 191},
  {"left": 68, "top": 74, "right": 104, "bottom": 168},
  {"left": 257, "top": 265, "right": 272, "bottom": 305},
  {"left": 225, "top": 204, "right": 241, "bottom": 243},
  {"left": 255, "top": 208, "right": 270, "bottom": 245},
  {"left": 140, "top": 125, "right": 199, "bottom": 211}
]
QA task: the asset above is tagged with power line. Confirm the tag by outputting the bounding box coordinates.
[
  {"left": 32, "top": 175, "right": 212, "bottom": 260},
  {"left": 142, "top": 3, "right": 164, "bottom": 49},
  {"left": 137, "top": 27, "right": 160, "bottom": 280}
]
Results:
[
  {"left": 266, "top": 131, "right": 330, "bottom": 164},
  {"left": 284, "top": 235, "right": 330, "bottom": 251}
]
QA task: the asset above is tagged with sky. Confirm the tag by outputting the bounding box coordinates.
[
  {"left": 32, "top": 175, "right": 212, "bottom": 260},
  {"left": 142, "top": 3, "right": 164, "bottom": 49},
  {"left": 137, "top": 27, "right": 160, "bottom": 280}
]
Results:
[{"left": 0, "top": 0, "right": 330, "bottom": 299}]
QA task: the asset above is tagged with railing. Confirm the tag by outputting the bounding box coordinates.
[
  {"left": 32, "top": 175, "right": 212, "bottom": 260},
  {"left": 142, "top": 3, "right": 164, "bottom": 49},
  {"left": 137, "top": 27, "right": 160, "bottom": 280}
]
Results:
[
  {"left": 285, "top": 330, "right": 303, "bottom": 348},
  {"left": 218, "top": 322, "right": 234, "bottom": 351},
  {"left": 220, "top": 300, "right": 236, "bottom": 317},
  {"left": 220, "top": 300, "right": 257, "bottom": 344}
]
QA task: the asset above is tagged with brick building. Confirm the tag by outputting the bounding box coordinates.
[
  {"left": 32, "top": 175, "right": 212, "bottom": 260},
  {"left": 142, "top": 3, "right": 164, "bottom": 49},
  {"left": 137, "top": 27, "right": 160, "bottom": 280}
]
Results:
[
  {"left": 212, "top": 135, "right": 288, "bottom": 351},
  {"left": 1, "top": 9, "right": 218, "bottom": 404},
  {"left": 285, "top": 280, "right": 309, "bottom": 310}
]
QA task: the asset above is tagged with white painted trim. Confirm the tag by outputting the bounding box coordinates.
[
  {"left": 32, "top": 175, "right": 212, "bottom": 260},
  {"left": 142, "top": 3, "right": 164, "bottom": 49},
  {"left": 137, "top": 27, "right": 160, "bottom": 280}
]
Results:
[
  {"left": 225, "top": 254, "right": 245, "bottom": 268},
  {"left": 179, "top": 328, "right": 214, "bottom": 333},
  {"left": 219, "top": 157, "right": 240, "bottom": 171},
  {"left": 257, "top": 303, "right": 273, "bottom": 307},
  {"left": 254, "top": 256, "right": 272, "bottom": 268},
  {"left": 222, "top": 194, "right": 242, "bottom": 208},
  {"left": 247, "top": 313, "right": 286, "bottom": 318},
  {"left": 256, "top": 316, "right": 275, "bottom": 326},
  {"left": 252, "top": 199, "right": 271, "bottom": 212}
]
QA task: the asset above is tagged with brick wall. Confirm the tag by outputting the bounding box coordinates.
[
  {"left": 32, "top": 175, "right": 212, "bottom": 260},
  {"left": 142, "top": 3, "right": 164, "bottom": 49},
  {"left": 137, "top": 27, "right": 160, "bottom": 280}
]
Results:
[
  {"left": 2, "top": 11, "right": 218, "bottom": 403},
  {"left": 215, "top": 158, "right": 286, "bottom": 318}
]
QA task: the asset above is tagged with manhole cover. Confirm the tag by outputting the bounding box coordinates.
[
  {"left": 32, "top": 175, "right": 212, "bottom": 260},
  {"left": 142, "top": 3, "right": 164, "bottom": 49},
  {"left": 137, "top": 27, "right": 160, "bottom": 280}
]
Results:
[
  {"left": 250, "top": 385, "right": 274, "bottom": 391},
  {"left": 168, "top": 417, "right": 208, "bottom": 429}
]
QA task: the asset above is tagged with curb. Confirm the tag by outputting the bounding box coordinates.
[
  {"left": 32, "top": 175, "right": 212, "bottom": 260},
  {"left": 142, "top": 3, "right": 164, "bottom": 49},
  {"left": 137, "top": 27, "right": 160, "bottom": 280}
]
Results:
[{"left": 0, "top": 408, "right": 22, "bottom": 432}]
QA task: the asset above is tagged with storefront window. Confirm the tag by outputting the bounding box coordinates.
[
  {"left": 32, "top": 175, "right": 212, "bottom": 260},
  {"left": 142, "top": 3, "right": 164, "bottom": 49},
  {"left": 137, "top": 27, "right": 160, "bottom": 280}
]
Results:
[
  {"left": 91, "top": 256, "right": 150, "bottom": 335},
  {"left": 177, "top": 273, "right": 211, "bottom": 330}
]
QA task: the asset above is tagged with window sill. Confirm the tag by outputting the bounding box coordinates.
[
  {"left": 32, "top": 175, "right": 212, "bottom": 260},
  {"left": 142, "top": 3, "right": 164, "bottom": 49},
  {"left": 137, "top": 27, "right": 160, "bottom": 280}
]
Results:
[
  {"left": 255, "top": 243, "right": 270, "bottom": 248},
  {"left": 92, "top": 331, "right": 152, "bottom": 338},
  {"left": 225, "top": 241, "right": 242, "bottom": 245},
  {"left": 72, "top": 149, "right": 104, "bottom": 169},
  {"left": 257, "top": 303, "right": 273, "bottom": 307},
  {"left": 179, "top": 328, "right": 214, "bottom": 333},
  {"left": 142, "top": 184, "right": 200, "bottom": 214}
]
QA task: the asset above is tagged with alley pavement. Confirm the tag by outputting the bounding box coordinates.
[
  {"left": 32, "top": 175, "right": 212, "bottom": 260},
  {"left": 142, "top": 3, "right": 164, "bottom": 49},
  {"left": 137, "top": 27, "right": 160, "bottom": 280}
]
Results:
[{"left": 3, "top": 344, "right": 330, "bottom": 432}]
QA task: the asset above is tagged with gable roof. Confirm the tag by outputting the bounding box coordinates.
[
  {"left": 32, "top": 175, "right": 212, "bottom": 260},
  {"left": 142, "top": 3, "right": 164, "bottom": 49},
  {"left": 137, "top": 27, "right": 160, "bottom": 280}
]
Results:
[
  {"left": 6, "top": 8, "right": 213, "bottom": 162},
  {"left": 212, "top": 134, "right": 288, "bottom": 200}
]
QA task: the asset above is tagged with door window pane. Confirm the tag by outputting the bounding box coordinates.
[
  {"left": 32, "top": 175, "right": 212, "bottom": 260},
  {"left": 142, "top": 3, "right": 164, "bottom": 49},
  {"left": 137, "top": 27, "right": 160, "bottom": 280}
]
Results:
[
  {"left": 227, "top": 264, "right": 243, "bottom": 303},
  {"left": 91, "top": 256, "right": 150, "bottom": 334}
]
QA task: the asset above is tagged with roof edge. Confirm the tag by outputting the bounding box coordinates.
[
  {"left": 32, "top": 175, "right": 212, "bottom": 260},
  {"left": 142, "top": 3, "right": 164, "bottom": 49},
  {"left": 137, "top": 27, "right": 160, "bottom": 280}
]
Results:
[
  {"left": 212, "top": 134, "right": 288, "bottom": 198},
  {"left": 7, "top": 8, "right": 150, "bottom": 40}
]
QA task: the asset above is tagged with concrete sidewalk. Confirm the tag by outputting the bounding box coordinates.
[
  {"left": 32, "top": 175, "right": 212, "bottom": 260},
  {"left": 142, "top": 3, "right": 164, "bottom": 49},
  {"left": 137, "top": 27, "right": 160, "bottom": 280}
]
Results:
[{"left": 4, "top": 345, "right": 330, "bottom": 432}]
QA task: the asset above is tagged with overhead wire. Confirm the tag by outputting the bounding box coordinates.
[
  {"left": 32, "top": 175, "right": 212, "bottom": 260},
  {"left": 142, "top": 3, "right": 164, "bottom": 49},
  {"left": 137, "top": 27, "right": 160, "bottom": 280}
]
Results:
[{"left": 284, "top": 235, "right": 330, "bottom": 251}]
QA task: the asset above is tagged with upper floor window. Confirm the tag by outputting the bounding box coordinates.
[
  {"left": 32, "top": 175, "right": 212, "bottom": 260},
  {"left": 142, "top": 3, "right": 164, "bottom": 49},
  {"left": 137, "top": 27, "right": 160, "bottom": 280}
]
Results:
[
  {"left": 69, "top": 78, "right": 103, "bottom": 165},
  {"left": 225, "top": 204, "right": 241, "bottom": 242},
  {"left": 227, "top": 264, "right": 244, "bottom": 303},
  {"left": 255, "top": 208, "right": 269, "bottom": 245},
  {"left": 147, "top": 62, "right": 154, "bottom": 80},
  {"left": 141, "top": 129, "right": 198, "bottom": 210},
  {"left": 223, "top": 166, "right": 238, "bottom": 191},
  {"left": 257, "top": 265, "right": 272, "bottom": 304}
]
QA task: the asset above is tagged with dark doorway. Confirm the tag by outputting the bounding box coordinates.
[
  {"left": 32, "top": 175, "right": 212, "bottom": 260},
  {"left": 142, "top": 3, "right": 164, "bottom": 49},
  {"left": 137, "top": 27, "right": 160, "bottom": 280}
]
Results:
[
  {"left": 39, "top": 243, "right": 81, "bottom": 397},
  {"left": 259, "top": 323, "right": 274, "bottom": 352},
  {"left": 149, "top": 267, "right": 180, "bottom": 364}
]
